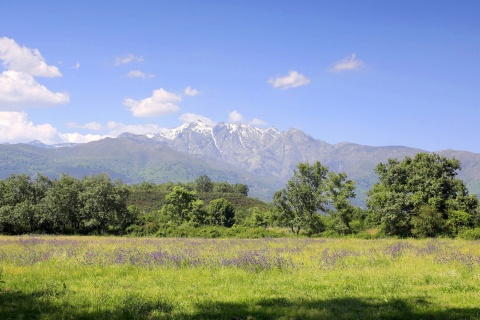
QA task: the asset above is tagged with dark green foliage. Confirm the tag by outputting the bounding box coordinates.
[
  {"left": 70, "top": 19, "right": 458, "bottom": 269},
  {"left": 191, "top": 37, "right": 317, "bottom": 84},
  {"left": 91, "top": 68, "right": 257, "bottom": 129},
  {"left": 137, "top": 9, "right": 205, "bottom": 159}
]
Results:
[
  {"left": 366, "top": 153, "right": 479, "bottom": 237},
  {"left": 0, "top": 173, "right": 132, "bottom": 235},
  {"left": 37, "top": 174, "right": 84, "bottom": 233},
  {"left": 274, "top": 161, "right": 356, "bottom": 236},
  {"left": 326, "top": 172, "right": 356, "bottom": 234},
  {"left": 195, "top": 175, "right": 214, "bottom": 193},
  {"left": 457, "top": 227, "right": 480, "bottom": 240},
  {"left": 411, "top": 205, "right": 446, "bottom": 238},
  {"left": 206, "top": 198, "right": 235, "bottom": 227}
]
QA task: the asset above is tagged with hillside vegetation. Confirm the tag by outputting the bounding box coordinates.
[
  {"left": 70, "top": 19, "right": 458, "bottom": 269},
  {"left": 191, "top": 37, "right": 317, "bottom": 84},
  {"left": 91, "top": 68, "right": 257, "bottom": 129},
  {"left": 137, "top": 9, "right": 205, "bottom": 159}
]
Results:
[{"left": 0, "top": 153, "right": 479, "bottom": 239}]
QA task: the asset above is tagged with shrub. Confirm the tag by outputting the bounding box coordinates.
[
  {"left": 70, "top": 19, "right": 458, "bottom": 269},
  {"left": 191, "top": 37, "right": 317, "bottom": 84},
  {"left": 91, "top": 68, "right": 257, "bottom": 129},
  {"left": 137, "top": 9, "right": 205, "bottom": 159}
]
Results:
[{"left": 457, "top": 227, "right": 480, "bottom": 240}]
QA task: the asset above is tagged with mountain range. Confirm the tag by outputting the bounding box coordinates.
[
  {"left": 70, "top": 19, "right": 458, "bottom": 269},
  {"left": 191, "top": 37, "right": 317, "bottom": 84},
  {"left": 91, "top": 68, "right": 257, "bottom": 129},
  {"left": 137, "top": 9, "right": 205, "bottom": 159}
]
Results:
[{"left": 1, "top": 121, "right": 480, "bottom": 205}]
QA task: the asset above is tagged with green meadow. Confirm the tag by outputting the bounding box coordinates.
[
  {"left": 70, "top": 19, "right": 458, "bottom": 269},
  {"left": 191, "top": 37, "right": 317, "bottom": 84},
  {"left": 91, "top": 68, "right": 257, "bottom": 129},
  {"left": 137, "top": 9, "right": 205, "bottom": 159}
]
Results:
[{"left": 1, "top": 236, "right": 480, "bottom": 319}]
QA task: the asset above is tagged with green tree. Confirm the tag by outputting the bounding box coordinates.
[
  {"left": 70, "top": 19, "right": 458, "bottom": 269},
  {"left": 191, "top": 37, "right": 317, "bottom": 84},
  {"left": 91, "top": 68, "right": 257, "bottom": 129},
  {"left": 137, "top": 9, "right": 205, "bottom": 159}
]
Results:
[
  {"left": 273, "top": 161, "right": 329, "bottom": 235},
  {"left": 160, "top": 186, "right": 198, "bottom": 224},
  {"left": 195, "top": 175, "right": 214, "bottom": 193},
  {"left": 207, "top": 198, "right": 235, "bottom": 227},
  {"left": 446, "top": 210, "right": 472, "bottom": 235},
  {"left": 0, "top": 174, "right": 51, "bottom": 234},
  {"left": 326, "top": 172, "right": 356, "bottom": 234},
  {"left": 411, "top": 205, "right": 445, "bottom": 238},
  {"left": 79, "top": 174, "right": 130, "bottom": 234},
  {"left": 234, "top": 184, "right": 249, "bottom": 196},
  {"left": 37, "top": 174, "right": 83, "bottom": 233},
  {"left": 366, "top": 153, "right": 478, "bottom": 237},
  {"left": 213, "top": 182, "right": 234, "bottom": 193}
]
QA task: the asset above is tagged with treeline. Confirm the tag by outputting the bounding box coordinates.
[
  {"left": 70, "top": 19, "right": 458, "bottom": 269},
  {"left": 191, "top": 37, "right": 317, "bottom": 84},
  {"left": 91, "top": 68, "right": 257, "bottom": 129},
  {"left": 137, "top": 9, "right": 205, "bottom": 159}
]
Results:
[
  {"left": 272, "top": 153, "right": 480, "bottom": 238},
  {"left": 1, "top": 153, "right": 479, "bottom": 238},
  {"left": 0, "top": 174, "right": 132, "bottom": 235},
  {"left": 0, "top": 173, "right": 266, "bottom": 236}
]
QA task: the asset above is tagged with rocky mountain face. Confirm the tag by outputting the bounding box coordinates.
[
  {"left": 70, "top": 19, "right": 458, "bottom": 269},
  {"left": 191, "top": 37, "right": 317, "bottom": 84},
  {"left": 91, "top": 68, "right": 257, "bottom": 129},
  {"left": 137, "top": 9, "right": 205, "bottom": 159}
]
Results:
[
  {"left": 148, "top": 121, "right": 480, "bottom": 201},
  {"left": 152, "top": 121, "right": 334, "bottom": 179},
  {"left": 2, "top": 120, "right": 480, "bottom": 203}
]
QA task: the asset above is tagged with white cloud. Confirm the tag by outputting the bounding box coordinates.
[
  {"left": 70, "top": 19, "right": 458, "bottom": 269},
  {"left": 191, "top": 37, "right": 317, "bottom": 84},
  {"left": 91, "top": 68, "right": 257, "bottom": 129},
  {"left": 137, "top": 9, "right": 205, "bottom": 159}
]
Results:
[
  {"left": 72, "top": 62, "right": 80, "bottom": 70},
  {"left": 114, "top": 53, "right": 144, "bottom": 66},
  {"left": 179, "top": 113, "right": 215, "bottom": 126},
  {"left": 0, "top": 112, "right": 111, "bottom": 144},
  {"left": 184, "top": 86, "right": 200, "bottom": 96},
  {"left": 330, "top": 53, "right": 364, "bottom": 72},
  {"left": 228, "top": 110, "right": 244, "bottom": 123},
  {"left": 0, "top": 70, "right": 69, "bottom": 108},
  {"left": 123, "top": 88, "right": 181, "bottom": 117},
  {"left": 268, "top": 70, "right": 310, "bottom": 89},
  {"left": 0, "top": 111, "right": 62, "bottom": 144},
  {"left": 0, "top": 37, "right": 62, "bottom": 77},
  {"left": 0, "top": 112, "right": 170, "bottom": 144},
  {"left": 59, "top": 132, "right": 108, "bottom": 144},
  {"left": 250, "top": 118, "right": 267, "bottom": 126},
  {"left": 106, "top": 121, "right": 165, "bottom": 136},
  {"left": 0, "top": 37, "right": 68, "bottom": 109},
  {"left": 126, "top": 69, "right": 155, "bottom": 79},
  {"left": 67, "top": 121, "right": 102, "bottom": 131}
]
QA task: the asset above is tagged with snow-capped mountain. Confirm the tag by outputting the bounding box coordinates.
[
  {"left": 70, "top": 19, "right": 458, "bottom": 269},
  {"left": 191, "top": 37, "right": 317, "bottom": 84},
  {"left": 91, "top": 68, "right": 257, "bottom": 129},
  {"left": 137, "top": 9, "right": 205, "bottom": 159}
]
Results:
[
  {"left": 150, "top": 121, "right": 333, "bottom": 178},
  {"left": 2, "top": 120, "right": 480, "bottom": 202}
]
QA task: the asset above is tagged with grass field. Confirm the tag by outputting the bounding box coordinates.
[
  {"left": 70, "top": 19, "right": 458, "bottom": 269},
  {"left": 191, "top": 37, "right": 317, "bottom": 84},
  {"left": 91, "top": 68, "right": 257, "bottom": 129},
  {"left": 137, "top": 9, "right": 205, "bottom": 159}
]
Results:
[{"left": 1, "top": 236, "right": 480, "bottom": 319}]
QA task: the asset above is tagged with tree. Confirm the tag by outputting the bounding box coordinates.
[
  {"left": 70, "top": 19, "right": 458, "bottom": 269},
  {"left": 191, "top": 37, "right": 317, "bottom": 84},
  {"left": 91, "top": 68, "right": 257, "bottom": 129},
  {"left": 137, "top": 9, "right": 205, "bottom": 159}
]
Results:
[
  {"left": 213, "top": 182, "right": 234, "bottom": 193},
  {"left": 78, "top": 174, "right": 130, "bottom": 234},
  {"left": 326, "top": 172, "right": 356, "bottom": 234},
  {"left": 0, "top": 174, "right": 51, "bottom": 234},
  {"left": 195, "top": 175, "right": 214, "bottom": 193},
  {"left": 37, "top": 174, "right": 83, "bottom": 233},
  {"left": 234, "top": 184, "right": 249, "bottom": 196},
  {"left": 366, "top": 153, "right": 478, "bottom": 237},
  {"left": 207, "top": 198, "right": 235, "bottom": 227},
  {"left": 273, "top": 161, "right": 329, "bottom": 235},
  {"left": 411, "top": 205, "right": 445, "bottom": 238},
  {"left": 160, "top": 186, "right": 198, "bottom": 224}
]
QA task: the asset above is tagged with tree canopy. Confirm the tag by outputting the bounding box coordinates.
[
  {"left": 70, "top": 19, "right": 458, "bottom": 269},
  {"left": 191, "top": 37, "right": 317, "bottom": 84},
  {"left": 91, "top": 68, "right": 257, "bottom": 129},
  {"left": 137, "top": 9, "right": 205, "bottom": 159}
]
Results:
[
  {"left": 366, "top": 153, "right": 478, "bottom": 237},
  {"left": 273, "top": 161, "right": 356, "bottom": 235}
]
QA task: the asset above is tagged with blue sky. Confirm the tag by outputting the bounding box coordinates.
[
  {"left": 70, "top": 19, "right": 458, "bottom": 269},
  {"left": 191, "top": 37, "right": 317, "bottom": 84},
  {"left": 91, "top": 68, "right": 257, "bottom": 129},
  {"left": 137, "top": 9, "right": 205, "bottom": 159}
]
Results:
[{"left": 0, "top": 1, "right": 479, "bottom": 152}]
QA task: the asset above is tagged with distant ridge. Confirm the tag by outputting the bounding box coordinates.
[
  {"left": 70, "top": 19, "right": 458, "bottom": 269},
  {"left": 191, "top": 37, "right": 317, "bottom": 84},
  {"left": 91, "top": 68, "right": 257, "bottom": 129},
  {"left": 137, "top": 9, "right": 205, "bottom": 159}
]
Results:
[{"left": 2, "top": 120, "right": 479, "bottom": 203}]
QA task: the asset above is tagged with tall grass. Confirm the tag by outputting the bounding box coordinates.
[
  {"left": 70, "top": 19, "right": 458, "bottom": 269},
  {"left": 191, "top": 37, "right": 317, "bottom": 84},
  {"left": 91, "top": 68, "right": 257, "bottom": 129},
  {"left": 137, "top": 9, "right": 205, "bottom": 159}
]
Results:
[{"left": 1, "top": 236, "right": 480, "bottom": 319}]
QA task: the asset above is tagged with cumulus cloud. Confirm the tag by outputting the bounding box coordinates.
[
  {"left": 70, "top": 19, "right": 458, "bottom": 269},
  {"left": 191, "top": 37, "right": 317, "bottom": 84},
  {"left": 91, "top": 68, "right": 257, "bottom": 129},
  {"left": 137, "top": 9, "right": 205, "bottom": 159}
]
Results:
[
  {"left": 250, "top": 118, "right": 267, "bottom": 126},
  {"left": 114, "top": 53, "right": 144, "bottom": 66},
  {"left": 228, "top": 110, "right": 244, "bottom": 123},
  {"left": 330, "top": 53, "right": 364, "bottom": 72},
  {"left": 184, "top": 86, "right": 200, "bottom": 96},
  {"left": 59, "top": 132, "right": 108, "bottom": 144},
  {"left": 0, "top": 37, "right": 69, "bottom": 108},
  {"left": 126, "top": 70, "right": 155, "bottom": 79},
  {"left": 0, "top": 112, "right": 171, "bottom": 144},
  {"left": 0, "top": 111, "right": 61, "bottom": 144},
  {"left": 123, "top": 88, "right": 181, "bottom": 117},
  {"left": 0, "top": 71, "right": 69, "bottom": 108},
  {"left": 0, "top": 112, "right": 114, "bottom": 144},
  {"left": 179, "top": 113, "right": 215, "bottom": 126},
  {"left": 268, "top": 70, "right": 310, "bottom": 89},
  {"left": 0, "top": 37, "right": 62, "bottom": 77}
]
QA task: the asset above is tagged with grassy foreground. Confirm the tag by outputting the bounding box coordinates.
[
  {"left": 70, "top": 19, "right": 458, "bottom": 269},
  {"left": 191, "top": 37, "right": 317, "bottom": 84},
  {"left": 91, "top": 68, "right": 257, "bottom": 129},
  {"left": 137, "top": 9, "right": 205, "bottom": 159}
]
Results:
[{"left": 1, "top": 236, "right": 480, "bottom": 319}]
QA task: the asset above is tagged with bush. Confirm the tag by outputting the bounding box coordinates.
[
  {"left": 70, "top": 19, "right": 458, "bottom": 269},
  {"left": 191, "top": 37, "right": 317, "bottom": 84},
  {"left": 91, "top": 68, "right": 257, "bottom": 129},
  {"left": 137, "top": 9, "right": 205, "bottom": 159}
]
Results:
[{"left": 457, "top": 227, "right": 480, "bottom": 240}]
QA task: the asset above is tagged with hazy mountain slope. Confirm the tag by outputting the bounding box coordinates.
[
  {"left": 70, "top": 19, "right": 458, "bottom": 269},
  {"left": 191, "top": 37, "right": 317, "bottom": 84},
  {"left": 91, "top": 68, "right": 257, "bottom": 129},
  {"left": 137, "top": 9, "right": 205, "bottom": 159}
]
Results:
[
  {"left": 1, "top": 121, "right": 479, "bottom": 204},
  {"left": 151, "top": 121, "right": 480, "bottom": 202},
  {"left": 0, "top": 136, "right": 283, "bottom": 200}
]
